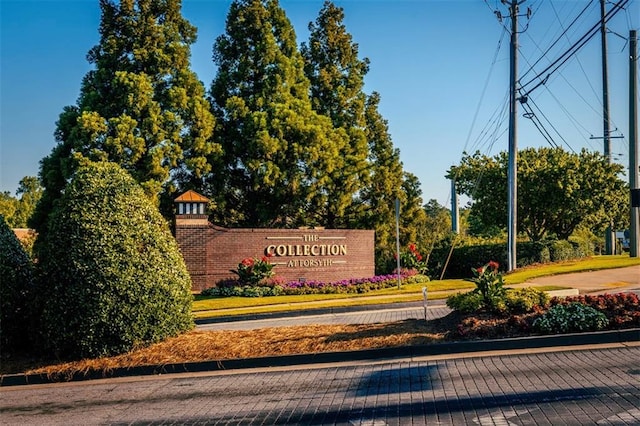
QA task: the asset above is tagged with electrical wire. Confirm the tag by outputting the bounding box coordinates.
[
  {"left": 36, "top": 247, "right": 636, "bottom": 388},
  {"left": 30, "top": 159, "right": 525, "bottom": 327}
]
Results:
[
  {"left": 543, "top": 83, "right": 600, "bottom": 150},
  {"left": 517, "top": 1, "right": 602, "bottom": 152},
  {"left": 519, "top": 0, "right": 630, "bottom": 97},
  {"left": 462, "top": 26, "right": 508, "bottom": 155},
  {"left": 520, "top": 100, "right": 559, "bottom": 148},
  {"left": 519, "top": 0, "right": 595, "bottom": 83},
  {"left": 531, "top": 96, "right": 577, "bottom": 152}
]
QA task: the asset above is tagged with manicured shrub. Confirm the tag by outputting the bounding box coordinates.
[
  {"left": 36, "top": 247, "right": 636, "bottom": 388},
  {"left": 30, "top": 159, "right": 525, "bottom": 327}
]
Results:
[
  {"left": 550, "top": 240, "right": 575, "bottom": 261},
  {"left": 34, "top": 161, "right": 194, "bottom": 359},
  {"left": 0, "top": 215, "right": 35, "bottom": 351},
  {"left": 504, "top": 288, "right": 549, "bottom": 314},
  {"left": 202, "top": 283, "right": 284, "bottom": 297},
  {"left": 446, "top": 291, "right": 484, "bottom": 313},
  {"left": 533, "top": 302, "right": 608, "bottom": 334}
]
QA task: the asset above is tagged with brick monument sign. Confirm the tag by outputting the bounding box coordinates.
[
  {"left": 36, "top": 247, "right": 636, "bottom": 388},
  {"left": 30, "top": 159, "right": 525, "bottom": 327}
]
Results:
[{"left": 174, "top": 191, "right": 375, "bottom": 292}]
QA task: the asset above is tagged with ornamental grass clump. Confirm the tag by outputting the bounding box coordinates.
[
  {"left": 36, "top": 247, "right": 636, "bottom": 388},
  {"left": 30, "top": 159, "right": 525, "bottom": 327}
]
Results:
[{"left": 533, "top": 302, "right": 608, "bottom": 334}]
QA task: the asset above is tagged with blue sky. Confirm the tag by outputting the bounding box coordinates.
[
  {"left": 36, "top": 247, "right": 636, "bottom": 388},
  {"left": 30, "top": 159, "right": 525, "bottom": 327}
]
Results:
[{"left": 1, "top": 0, "right": 638, "bottom": 208}]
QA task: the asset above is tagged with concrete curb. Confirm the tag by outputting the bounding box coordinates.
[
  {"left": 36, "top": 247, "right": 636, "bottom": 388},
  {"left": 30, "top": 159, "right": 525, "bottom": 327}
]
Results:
[{"left": 2, "top": 328, "right": 638, "bottom": 387}]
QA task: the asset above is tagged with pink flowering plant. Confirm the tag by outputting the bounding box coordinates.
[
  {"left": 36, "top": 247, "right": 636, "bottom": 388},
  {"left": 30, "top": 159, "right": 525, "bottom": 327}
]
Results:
[
  {"left": 231, "top": 255, "right": 274, "bottom": 285},
  {"left": 468, "top": 260, "right": 506, "bottom": 310}
]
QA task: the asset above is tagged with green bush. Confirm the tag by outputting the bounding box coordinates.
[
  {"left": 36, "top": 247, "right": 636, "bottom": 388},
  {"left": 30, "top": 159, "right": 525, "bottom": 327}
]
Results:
[
  {"left": 446, "top": 291, "right": 484, "bottom": 313},
  {"left": 533, "top": 302, "right": 608, "bottom": 334},
  {"left": 447, "top": 286, "right": 548, "bottom": 315},
  {"left": 504, "top": 288, "right": 549, "bottom": 314},
  {"left": 0, "top": 215, "right": 35, "bottom": 351},
  {"left": 33, "top": 161, "right": 194, "bottom": 359},
  {"left": 429, "top": 239, "right": 588, "bottom": 279},
  {"left": 550, "top": 240, "right": 575, "bottom": 261},
  {"left": 203, "top": 284, "right": 284, "bottom": 297}
]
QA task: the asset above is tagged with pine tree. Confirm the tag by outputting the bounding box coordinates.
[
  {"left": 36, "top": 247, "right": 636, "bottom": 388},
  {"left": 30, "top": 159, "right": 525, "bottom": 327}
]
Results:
[
  {"left": 301, "top": 1, "right": 370, "bottom": 227},
  {"left": 400, "top": 171, "right": 428, "bottom": 246},
  {"left": 209, "top": 0, "right": 346, "bottom": 227},
  {"left": 31, "top": 0, "right": 218, "bottom": 232},
  {"left": 360, "top": 92, "right": 407, "bottom": 272}
]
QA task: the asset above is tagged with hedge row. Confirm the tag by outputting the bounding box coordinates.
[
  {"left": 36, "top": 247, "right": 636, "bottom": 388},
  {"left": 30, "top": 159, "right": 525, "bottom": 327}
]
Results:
[{"left": 428, "top": 239, "right": 592, "bottom": 279}]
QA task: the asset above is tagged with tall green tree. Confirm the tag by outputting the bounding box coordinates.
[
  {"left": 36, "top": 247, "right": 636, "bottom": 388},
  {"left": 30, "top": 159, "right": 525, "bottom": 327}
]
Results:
[
  {"left": 0, "top": 192, "right": 18, "bottom": 227},
  {"left": 359, "top": 92, "right": 409, "bottom": 272},
  {"left": 448, "top": 147, "right": 628, "bottom": 241},
  {"left": 32, "top": 0, "right": 218, "bottom": 232},
  {"left": 423, "top": 198, "right": 453, "bottom": 251},
  {"left": 209, "top": 0, "right": 347, "bottom": 227},
  {"left": 301, "top": 1, "right": 370, "bottom": 227},
  {"left": 400, "top": 172, "right": 429, "bottom": 246},
  {"left": 0, "top": 177, "right": 42, "bottom": 229},
  {"left": 12, "top": 177, "right": 42, "bottom": 229}
]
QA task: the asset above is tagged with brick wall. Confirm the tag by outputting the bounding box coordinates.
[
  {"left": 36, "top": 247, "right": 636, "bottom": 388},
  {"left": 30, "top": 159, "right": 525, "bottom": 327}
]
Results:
[{"left": 175, "top": 218, "right": 375, "bottom": 292}]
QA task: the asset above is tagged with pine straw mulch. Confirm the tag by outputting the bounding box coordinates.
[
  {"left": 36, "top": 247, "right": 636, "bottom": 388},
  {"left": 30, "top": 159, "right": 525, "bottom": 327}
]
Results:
[{"left": 2, "top": 311, "right": 542, "bottom": 382}]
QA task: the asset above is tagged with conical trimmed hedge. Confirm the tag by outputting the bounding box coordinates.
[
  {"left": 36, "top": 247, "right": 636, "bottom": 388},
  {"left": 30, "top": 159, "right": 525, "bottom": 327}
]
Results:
[
  {"left": 35, "top": 161, "right": 193, "bottom": 359},
  {"left": 0, "top": 215, "right": 35, "bottom": 351}
]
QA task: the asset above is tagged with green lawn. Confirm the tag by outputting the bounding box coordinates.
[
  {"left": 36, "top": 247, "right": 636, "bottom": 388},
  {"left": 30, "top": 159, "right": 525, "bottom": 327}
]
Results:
[{"left": 192, "top": 255, "right": 639, "bottom": 318}]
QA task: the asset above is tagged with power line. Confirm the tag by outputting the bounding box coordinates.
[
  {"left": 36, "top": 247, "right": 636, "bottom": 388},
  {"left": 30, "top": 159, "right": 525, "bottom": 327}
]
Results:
[
  {"left": 519, "top": 0, "right": 595, "bottom": 83},
  {"left": 519, "top": 0, "right": 630, "bottom": 97},
  {"left": 529, "top": 95, "right": 577, "bottom": 152},
  {"left": 462, "top": 26, "right": 508, "bottom": 155},
  {"left": 520, "top": 100, "right": 559, "bottom": 148}
]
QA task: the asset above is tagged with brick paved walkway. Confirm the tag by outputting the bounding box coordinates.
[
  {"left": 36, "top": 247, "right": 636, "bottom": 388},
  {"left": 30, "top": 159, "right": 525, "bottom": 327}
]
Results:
[
  {"left": 197, "top": 302, "right": 451, "bottom": 331},
  {"left": 2, "top": 345, "right": 639, "bottom": 425}
]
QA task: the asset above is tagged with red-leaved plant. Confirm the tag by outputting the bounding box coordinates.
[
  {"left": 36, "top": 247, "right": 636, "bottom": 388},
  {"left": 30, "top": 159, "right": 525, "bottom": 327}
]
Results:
[
  {"left": 231, "top": 255, "right": 274, "bottom": 285},
  {"left": 467, "top": 261, "right": 506, "bottom": 311}
]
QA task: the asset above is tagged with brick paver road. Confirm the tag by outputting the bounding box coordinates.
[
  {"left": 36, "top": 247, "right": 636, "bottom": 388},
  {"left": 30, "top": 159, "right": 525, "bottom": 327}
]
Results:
[{"left": 2, "top": 344, "right": 639, "bottom": 425}]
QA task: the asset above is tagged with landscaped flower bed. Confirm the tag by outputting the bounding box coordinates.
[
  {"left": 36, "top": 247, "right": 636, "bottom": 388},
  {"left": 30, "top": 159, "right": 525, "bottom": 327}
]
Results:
[
  {"left": 201, "top": 271, "right": 428, "bottom": 297},
  {"left": 449, "top": 292, "right": 640, "bottom": 340}
]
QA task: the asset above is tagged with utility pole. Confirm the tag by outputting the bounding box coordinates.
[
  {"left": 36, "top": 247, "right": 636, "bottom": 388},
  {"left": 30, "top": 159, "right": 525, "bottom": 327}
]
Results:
[
  {"left": 601, "top": 0, "right": 616, "bottom": 254},
  {"left": 451, "top": 179, "right": 459, "bottom": 234},
  {"left": 504, "top": 0, "right": 526, "bottom": 272},
  {"left": 630, "top": 30, "right": 639, "bottom": 257}
]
